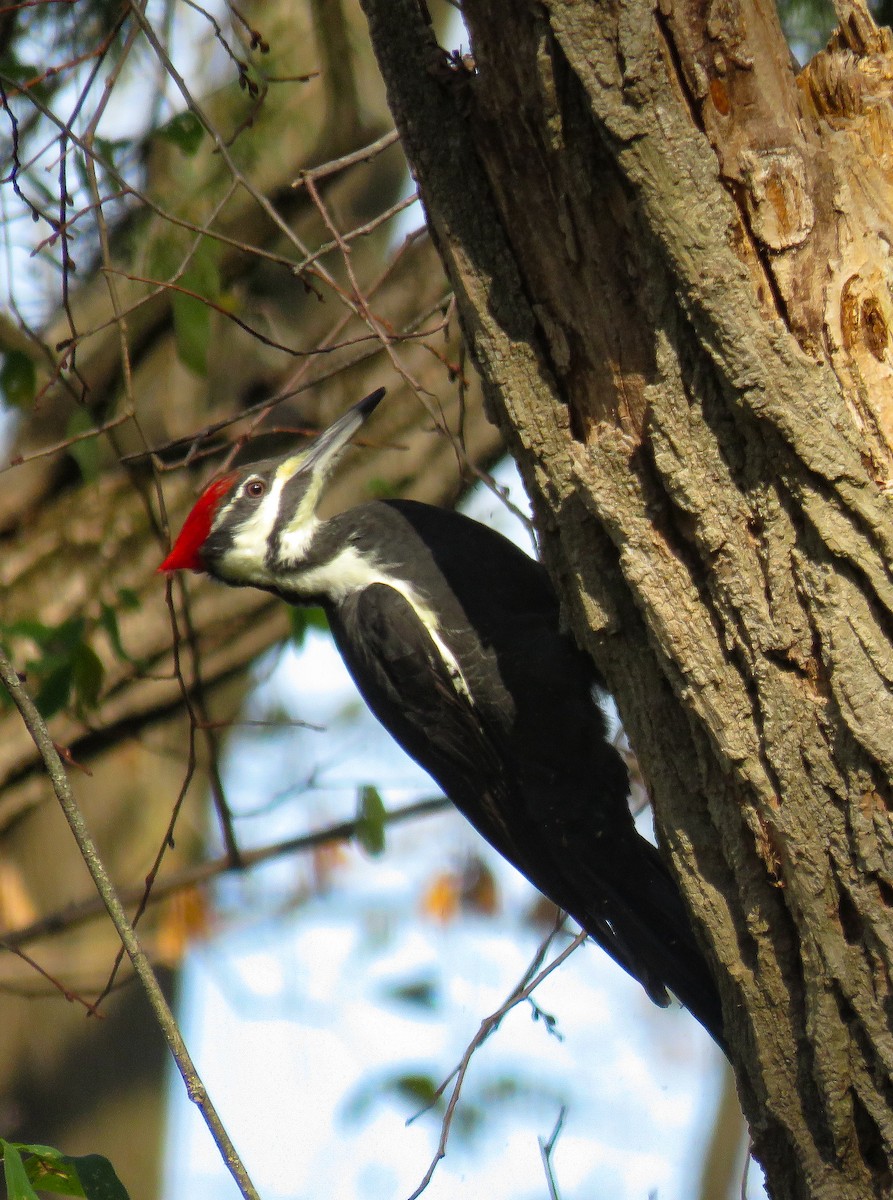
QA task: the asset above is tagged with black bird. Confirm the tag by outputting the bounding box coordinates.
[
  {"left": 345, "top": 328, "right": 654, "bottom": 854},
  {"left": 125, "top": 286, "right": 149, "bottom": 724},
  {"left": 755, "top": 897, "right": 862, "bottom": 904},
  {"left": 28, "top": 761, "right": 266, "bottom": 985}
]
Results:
[{"left": 161, "top": 388, "right": 724, "bottom": 1045}]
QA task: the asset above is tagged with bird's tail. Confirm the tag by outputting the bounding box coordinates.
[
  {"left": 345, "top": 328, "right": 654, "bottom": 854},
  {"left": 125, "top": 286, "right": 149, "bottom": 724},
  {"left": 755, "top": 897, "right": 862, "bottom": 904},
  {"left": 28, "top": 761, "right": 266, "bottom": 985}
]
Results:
[{"left": 568, "top": 835, "right": 726, "bottom": 1050}]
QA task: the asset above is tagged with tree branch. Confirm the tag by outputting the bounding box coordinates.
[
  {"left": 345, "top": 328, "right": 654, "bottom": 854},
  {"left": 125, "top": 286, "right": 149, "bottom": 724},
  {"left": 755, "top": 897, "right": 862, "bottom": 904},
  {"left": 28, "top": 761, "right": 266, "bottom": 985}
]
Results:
[{"left": 0, "top": 646, "right": 262, "bottom": 1200}]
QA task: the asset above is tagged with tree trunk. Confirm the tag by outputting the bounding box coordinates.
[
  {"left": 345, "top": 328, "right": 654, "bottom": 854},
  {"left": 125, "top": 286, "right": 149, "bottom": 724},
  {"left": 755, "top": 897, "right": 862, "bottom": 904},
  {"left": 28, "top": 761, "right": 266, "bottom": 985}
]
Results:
[{"left": 361, "top": 1, "right": 893, "bottom": 1196}]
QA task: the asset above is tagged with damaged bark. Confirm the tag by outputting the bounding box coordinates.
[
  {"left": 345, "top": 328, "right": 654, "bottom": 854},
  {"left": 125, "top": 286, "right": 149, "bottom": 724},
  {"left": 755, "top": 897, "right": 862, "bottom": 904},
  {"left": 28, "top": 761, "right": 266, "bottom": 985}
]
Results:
[{"left": 361, "top": 0, "right": 893, "bottom": 1195}]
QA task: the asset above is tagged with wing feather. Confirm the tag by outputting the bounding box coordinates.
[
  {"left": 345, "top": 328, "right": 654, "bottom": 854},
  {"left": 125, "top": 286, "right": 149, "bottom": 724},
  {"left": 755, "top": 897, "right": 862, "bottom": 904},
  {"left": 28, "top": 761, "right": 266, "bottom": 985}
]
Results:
[{"left": 327, "top": 584, "right": 662, "bottom": 987}]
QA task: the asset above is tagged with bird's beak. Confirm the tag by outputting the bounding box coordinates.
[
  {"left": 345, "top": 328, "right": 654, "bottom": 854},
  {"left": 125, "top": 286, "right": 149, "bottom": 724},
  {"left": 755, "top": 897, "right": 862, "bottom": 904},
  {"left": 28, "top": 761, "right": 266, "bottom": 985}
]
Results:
[{"left": 275, "top": 386, "right": 386, "bottom": 490}]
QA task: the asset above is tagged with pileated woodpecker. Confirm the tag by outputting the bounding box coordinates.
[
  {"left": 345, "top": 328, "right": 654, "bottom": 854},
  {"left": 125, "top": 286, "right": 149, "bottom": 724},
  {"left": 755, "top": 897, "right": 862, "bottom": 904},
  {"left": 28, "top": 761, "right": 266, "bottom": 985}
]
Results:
[{"left": 161, "top": 389, "right": 724, "bottom": 1045}]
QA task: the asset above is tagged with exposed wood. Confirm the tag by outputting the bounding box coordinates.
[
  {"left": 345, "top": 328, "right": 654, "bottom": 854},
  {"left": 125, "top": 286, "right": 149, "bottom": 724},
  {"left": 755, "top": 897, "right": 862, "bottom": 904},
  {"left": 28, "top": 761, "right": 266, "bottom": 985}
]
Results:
[{"left": 361, "top": 0, "right": 893, "bottom": 1195}]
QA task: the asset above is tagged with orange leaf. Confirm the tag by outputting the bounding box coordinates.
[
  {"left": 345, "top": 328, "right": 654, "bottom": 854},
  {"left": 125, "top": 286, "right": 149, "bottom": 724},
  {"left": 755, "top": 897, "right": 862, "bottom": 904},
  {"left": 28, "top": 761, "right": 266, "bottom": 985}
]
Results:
[
  {"left": 421, "top": 872, "right": 461, "bottom": 923},
  {"left": 156, "top": 886, "right": 211, "bottom": 965}
]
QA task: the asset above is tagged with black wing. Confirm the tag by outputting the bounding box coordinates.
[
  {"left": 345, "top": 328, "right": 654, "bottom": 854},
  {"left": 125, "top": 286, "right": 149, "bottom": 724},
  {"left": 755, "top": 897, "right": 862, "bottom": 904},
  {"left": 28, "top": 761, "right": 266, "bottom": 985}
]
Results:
[
  {"left": 328, "top": 582, "right": 525, "bottom": 859},
  {"left": 327, "top": 580, "right": 724, "bottom": 1046}
]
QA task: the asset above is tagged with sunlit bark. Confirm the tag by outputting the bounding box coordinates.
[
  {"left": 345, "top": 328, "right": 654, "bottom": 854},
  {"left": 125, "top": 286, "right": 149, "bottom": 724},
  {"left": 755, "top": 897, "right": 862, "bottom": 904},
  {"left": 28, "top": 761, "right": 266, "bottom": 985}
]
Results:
[{"left": 363, "top": 1, "right": 893, "bottom": 1195}]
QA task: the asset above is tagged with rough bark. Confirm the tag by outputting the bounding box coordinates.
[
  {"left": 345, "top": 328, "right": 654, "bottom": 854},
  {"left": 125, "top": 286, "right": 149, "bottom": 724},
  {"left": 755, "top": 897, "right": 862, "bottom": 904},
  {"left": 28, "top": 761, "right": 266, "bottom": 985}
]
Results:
[{"left": 361, "top": 1, "right": 893, "bottom": 1197}]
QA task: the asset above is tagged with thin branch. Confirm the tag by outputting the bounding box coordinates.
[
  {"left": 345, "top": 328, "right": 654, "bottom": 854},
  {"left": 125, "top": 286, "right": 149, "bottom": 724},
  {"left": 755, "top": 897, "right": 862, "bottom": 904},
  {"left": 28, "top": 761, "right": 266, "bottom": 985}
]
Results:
[
  {"left": 291, "top": 127, "right": 401, "bottom": 185},
  {"left": 538, "top": 1106, "right": 567, "bottom": 1200},
  {"left": 6, "top": 412, "right": 132, "bottom": 468},
  {"left": 0, "top": 938, "right": 100, "bottom": 1014},
  {"left": 405, "top": 924, "right": 587, "bottom": 1200},
  {"left": 0, "top": 645, "right": 262, "bottom": 1200},
  {"left": 1, "top": 797, "right": 451, "bottom": 950}
]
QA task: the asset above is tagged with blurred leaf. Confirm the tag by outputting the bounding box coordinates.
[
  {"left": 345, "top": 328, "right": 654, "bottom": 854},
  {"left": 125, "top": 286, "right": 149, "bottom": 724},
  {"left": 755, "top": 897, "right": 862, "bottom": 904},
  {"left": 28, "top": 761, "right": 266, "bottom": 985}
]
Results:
[
  {"left": 460, "top": 857, "right": 499, "bottom": 916},
  {"left": 288, "top": 605, "right": 328, "bottom": 645},
  {"left": 386, "top": 978, "right": 439, "bottom": 1009},
  {"left": 172, "top": 239, "right": 220, "bottom": 376},
  {"left": 390, "top": 1072, "right": 441, "bottom": 1109},
  {"left": 421, "top": 871, "right": 460, "bottom": 923},
  {"left": 355, "top": 785, "right": 386, "bottom": 857},
  {"left": 146, "top": 234, "right": 177, "bottom": 282},
  {"left": 343, "top": 1070, "right": 440, "bottom": 1124},
  {"left": 66, "top": 410, "right": 100, "bottom": 482},
  {"left": 98, "top": 602, "right": 141, "bottom": 667},
  {"left": 34, "top": 661, "right": 73, "bottom": 718},
  {"left": 1, "top": 617, "right": 104, "bottom": 716},
  {"left": 0, "top": 350, "right": 37, "bottom": 409},
  {"left": 172, "top": 291, "right": 211, "bottom": 376},
  {"left": 92, "top": 136, "right": 130, "bottom": 175},
  {"left": 5, "top": 61, "right": 52, "bottom": 106},
  {"left": 481, "top": 1076, "right": 522, "bottom": 1102},
  {"left": 116, "top": 588, "right": 141, "bottom": 611},
  {"left": 311, "top": 841, "right": 348, "bottom": 890},
  {"left": 71, "top": 642, "right": 104, "bottom": 711},
  {"left": 156, "top": 110, "right": 205, "bottom": 155},
  {"left": 156, "top": 887, "right": 211, "bottom": 966},
  {"left": 365, "top": 476, "right": 404, "bottom": 500},
  {"left": 453, "top": 1101, "right": 484, "bottom": 1140},
  {"left": 1, "top": 618, "right": 54, "bottom": 645}
]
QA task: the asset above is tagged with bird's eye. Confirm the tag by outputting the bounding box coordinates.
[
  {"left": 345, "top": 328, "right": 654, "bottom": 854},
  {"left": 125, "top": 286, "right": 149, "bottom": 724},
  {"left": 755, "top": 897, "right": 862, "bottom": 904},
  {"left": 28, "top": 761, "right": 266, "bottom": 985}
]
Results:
[{"left": 245, "top": 478, "right": 266, "bottom": 499}]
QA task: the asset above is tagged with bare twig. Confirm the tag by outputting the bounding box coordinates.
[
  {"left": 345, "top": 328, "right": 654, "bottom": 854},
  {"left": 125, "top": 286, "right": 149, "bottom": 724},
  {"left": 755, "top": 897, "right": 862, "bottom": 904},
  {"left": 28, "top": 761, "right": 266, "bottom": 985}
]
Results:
[
  {"left": 0, "top": 938, "right": 100, "bottom": 1014},
  {"left": 1, "top": 797, "right": 451, "bottom": 950},
  {"left": 0, "top": 645, "right": 262, "bottom": 1200},
  {"left": 539, "top": 1106, "right": 567, "bottom": 1200},
  {"left": 405, "top": 922, "right": 587, "bottom": 1200},
  {"left": 291, "top": 128, "right": 401, "bottom": 186}
]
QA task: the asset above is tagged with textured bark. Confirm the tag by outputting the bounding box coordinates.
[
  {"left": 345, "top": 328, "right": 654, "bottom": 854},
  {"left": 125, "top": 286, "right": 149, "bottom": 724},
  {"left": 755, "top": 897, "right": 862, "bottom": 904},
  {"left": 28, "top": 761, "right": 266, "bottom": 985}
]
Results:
[{"left": 361, "top": 1, "right": 893, "bottom": 1197}]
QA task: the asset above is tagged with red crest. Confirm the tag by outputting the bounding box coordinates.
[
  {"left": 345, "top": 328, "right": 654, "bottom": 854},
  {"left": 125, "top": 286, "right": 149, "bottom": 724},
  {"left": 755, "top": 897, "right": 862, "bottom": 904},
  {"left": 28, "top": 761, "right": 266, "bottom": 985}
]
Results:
[{"left": 159, "top": 473, "right": 237, "bottom": 572}]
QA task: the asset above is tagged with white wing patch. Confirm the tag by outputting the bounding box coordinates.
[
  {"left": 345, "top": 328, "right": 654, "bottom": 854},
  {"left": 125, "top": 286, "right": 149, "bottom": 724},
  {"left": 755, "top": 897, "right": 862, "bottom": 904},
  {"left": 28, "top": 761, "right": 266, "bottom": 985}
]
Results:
[{"left": 282, "top": 544, "right": 474, "bottom": 705}]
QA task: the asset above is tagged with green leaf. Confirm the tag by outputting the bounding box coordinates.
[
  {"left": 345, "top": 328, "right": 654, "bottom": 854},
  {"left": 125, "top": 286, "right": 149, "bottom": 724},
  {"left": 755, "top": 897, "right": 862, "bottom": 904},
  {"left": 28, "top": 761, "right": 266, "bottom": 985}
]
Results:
[
  {"left": 355, "top": 785, "right": 387, "bottom": 857},
  {"left": 172, "top": 290, "right": 210, "bottom": 375},
  {"left": 288, "top": 606, "right": 328, "bottom": 646},
  {"left": 145, "top": 236, "right": 178, "bottom": 284},
  {"left": 365, "top": 476, "right": 404, "bottom": 500},
  {"left": 22, "top": 1150, "right": 84, "bottom": 1197},
  {"left": 172, "top": 240, "right": 220, "bottom": 377},
  {"left": 98, "top": 603, "right": 125, "bottom": 658},
  {"left": 66, "top": 410, "right": 100, "bottom": 482},
  {"left": 92, "top": 137, "right": 131, "bottom": 176},
  {"left": 1, "top": 350, "right": 37, "bottom": 409},
  {"left": 156, "top": 110, "right": 205, "bottom": 155},
  {"left": 71, "top": 642, "right": 104, "bottom": 711},
  {"left": 1, "top": 617, "right": 105, "bottom": 717},
  {"left": 390, "top": 1072, "right": 440, "bottom": 1108},
  {"left": 1, "top": 618, "right": 55, "bottom": 646},
  {"left": 1, "top": 1141, "right": 40, "bottom": 1200},
  {"left": 0, "top": 60, "right": 51, "bottom": 105},
  {"left": 67, "top": 1154, "right": 130, "bottom": 1200},
  {"left": 2, "top": 1143, "right": 129, "bottom": 1199},
  {"left": 97, "top": 602, "right": 147, "bottom": 671},
  {"left": 33, "top": 660, "right": 73, "bottom": 718},
  {"left": 116, "top": 589, "right": 141, "bottom": 612},
  {"left": 386, "top": 978, "right": 438, "bottom": 1009}
]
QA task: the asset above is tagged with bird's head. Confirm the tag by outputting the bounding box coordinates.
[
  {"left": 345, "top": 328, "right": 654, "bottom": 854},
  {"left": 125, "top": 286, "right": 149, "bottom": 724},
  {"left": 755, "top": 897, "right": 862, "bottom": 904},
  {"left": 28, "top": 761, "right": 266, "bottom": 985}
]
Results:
[{"left": 159, "top": 387, "right": 385, "bottom": 586}]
